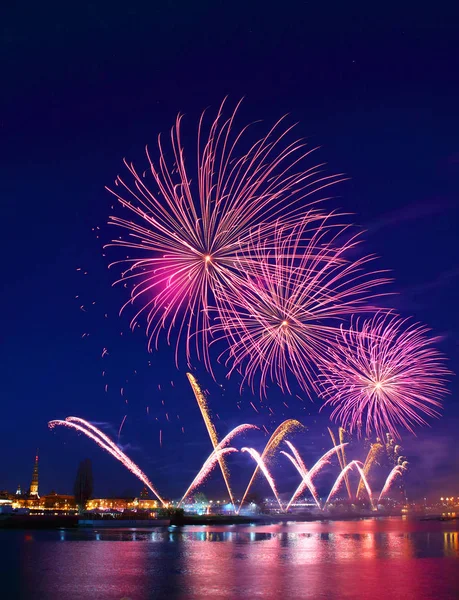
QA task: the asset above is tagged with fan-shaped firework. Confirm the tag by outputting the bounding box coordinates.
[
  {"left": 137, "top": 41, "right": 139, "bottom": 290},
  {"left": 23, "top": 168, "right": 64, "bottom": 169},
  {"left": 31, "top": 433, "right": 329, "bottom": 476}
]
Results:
[
  {"left": 214, "top": 218, "right": 389, "bottom": 396},
  {"left": 107, "top": 99, "right": 344, "bottom": 369},
  {"left": 319, "top": 314, "right": 450, "bottom": 438}
]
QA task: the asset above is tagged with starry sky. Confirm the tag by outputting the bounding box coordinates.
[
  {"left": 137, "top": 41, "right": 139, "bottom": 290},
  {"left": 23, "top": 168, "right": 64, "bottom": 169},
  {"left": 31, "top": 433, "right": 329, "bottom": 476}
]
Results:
[{"left": 1, "top": 2, "right": 458, "bottom": 502}]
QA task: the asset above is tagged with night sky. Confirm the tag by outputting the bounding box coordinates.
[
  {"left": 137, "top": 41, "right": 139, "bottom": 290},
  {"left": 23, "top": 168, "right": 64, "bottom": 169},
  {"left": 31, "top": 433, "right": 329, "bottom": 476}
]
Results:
[{"left": 1, "top": 2, "right": 458, "bottom": 502}]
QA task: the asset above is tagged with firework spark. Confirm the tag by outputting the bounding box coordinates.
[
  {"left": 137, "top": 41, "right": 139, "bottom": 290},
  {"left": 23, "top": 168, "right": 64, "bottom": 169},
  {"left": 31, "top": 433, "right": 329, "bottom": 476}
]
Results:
[
  {"left": 49, "top": 417, "right": 166, "bottom": 506},
  {"left": 242, "top": 447, "right": 283, "bottom": 511},
  {"left": 178, "top": 448, "right": 238, "bottom": 508},
  {"left": 178, "top": 423, "right": 258, "bottom": 506},
  {"left": 187, "top": 372, "right": 236, "bottom": 506},
  {"left": 280, "top": 444, "right": 321, "bottom": 508},
  {"left": 286, "top": 443, "right": 347, "bottom": 509},
  {"left": 238, "top": 419, "right": 303, "bottom": 512},
  {"left": 215, "top": 218, "right": 389, "bottom": 396},
  {"left": 378, "top": 464, "right": 407, "bottom": 502},
  {"left": 356, "top": 441, "right": 383, "bottom": 499},
  {"left": 107, "top": 100, "right": 343, "bottom": 370},
  {"left": 319, "top": 314, "right": 450, "bottom": 439},
  {"left": 118, "top": 414, "right": 127, "bottom": 442},
  {"left": 325, "top": 460, "right": 373, "bottom": 508},
  {"left": 328, "top": 427, "right": 352, "bottom": 499},
  {"left": 284, "top": 440, "right": 308, "bottom": 476}
]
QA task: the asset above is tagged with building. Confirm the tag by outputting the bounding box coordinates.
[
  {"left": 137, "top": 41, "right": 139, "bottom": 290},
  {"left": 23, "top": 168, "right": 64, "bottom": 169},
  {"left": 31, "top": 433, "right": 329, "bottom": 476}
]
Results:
[
  {"left": 29, "top": 452, "right": 39, "bottom": 498},
  {"left": 5, "top": 451, "right": 77, "bottom": 513},
  {"left": 11, "top": 492, "right": 77, "bottom": 513},
  {"left": 86, "top": 497, "right": 160, "bottom": 512},
  {"left": 41, "top": 492, "right": 77, "bottom": 511},
  {"left": 0, "top": 499, "right": 13, "bottom": 514}
]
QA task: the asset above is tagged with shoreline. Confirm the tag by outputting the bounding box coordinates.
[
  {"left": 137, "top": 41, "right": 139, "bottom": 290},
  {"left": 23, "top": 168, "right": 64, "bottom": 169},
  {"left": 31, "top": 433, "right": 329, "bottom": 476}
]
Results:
[{"left": 1, "top": 512, "right": 454, "bottom": 530}]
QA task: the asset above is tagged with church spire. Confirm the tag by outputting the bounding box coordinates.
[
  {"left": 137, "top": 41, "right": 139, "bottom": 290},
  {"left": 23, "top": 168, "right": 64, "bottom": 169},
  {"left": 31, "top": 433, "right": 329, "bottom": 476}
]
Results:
[{"left": 29, "top": 450, "right": 39, "bottom": 498}]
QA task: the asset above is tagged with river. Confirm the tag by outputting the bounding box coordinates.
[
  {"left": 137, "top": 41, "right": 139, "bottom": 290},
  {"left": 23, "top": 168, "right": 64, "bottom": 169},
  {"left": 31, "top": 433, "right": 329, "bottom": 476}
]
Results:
[{"left": 2, "top": 517, "right": 459, "bottom": 599}]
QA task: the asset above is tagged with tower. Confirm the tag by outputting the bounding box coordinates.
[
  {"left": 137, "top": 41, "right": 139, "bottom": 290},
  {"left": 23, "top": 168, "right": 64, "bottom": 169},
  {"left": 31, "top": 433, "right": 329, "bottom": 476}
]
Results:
[{"left": 29, "top": 451, "right": 39, "bottom": 498}]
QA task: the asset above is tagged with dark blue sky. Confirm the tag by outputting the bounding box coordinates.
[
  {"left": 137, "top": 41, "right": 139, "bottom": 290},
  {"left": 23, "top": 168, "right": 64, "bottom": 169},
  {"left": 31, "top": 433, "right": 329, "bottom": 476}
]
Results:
[{"left": 1, "top": 2, "right": 458, "bottom": 501}]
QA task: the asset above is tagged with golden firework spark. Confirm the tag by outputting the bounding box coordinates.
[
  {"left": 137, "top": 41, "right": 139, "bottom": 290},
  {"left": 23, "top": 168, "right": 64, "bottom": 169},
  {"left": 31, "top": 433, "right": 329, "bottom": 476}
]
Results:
[
  {"left": 187, "top": 373, "right": 235, "bottom": 506},
  {"left": 238, "top": 419, "right": 303, "bottom": 512}
]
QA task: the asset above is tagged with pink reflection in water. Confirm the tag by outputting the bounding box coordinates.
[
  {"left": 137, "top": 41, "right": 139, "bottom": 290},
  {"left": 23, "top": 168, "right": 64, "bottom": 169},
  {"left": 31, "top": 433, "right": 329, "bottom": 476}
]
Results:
[{"left": 14, "top": 519, "right": 459, "bottom": 600}]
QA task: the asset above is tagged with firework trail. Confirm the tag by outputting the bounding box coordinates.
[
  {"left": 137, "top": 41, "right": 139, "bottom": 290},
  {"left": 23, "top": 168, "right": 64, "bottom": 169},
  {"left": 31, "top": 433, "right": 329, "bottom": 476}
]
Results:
[
  {"left": 107, "top": 99, "right": 343, "bottom": 370},
  {"left": 328, "top": 427, "right": 352, "bottom": 499},
  {"left": 215, "top": 218, "right": 389, "bottom": 396},
  {"left": 280, "top": 444, "right": 320, "bottom": 508},
  {"left": 354, "top": 462, "right": 374, "bottom": 508},
  {"left": 378, "top": 464, "right": 407, "bottom": 502},
  {"left": 187, "top": 373, "right": 236, "bottom": 506},
  {"left": 118, "top": 414, "right": 127, "bottom": 442},
  {"left": 242, "top": 447, "right": 283, "bottom": 511},
  {"left": 319, "top": 314, "right": 450, "bottom": 439},
  {"left": 325, "top": 460, "right": 373, "bottom": 509},
  {"left": 280, "top": 450, "right": 304, "bottom": 477},
  {"left": 284, "top": 440, "right": 308, "bottom": 475},
  {"left": 178, "top": 448, "right": 238, "bottom": 508},
  {"left": 325, "top": 461, "right": 358, "bottom": 506},
  {"left": 338, "top": 427, "right": 353, "bottom": 497},
  {"left": 49, "top": 417, "right": 166, "bottom": 506},
  {"left": 178, "top": 423, "right": 258, "bottom": 506},
  {"left": 238, "top": 419, "right": 302, "bottom": 512},
  {"left": 286, "top": 443, "right": 347, "bottom": 510},
  {"left": 356, "top": 441, "right": 383, "bottom": 499}
]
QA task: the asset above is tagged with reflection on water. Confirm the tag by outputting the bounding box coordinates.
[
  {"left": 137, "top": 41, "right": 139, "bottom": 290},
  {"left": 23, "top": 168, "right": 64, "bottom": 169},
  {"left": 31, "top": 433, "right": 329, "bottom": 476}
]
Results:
[
  {"left": 444, "top": 531, "right": 459, "bottom": 556},
  {"left": 2, "top": 518, "right": 459, "bottom": 599}
]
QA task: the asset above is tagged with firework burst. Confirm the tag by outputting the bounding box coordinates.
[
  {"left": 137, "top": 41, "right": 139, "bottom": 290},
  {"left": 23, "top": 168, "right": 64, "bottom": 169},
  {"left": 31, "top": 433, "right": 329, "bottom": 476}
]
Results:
[
  {"left": 214, "top": 217, "right": 389, "bottom": 396},
  {"left": 319, "top": 314, "right": 451, "bottom": 439},
  {"left": 106, "top": 99, "right": 343, "bottom": 369}
]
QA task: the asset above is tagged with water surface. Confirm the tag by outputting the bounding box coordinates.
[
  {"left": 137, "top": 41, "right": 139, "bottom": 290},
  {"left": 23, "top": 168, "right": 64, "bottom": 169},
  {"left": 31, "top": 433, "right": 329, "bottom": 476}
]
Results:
[{"left": 2, "top": 517, "right": 459, "bottom": 599}]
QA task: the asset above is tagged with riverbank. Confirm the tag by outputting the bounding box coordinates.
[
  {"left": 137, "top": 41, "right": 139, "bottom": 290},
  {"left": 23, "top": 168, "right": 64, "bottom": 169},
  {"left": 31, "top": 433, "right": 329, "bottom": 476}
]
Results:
[
  {"left": 0, "top": 513, "right": 258, "bottom": 529},
  {"left": 1, "top": 512, "right": 450, "bottom": 529},
  {"left": 0, "top": 514, "right": 79, "bottom": 529},
  {"left": 172, "top": 514, "right": 258, "bottom": 526}
]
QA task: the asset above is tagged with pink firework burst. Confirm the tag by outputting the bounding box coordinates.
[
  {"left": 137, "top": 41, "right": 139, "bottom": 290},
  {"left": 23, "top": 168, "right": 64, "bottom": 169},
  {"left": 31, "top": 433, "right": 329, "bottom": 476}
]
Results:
[
  {"left": 106, "top": 99, "right": 344, "bottom": 369},
  {"left": 214, "top": 217, "right": 389, "bottom": 396},
  {"left": 318, "top": 314, "right": 451, "bottom": 439}
]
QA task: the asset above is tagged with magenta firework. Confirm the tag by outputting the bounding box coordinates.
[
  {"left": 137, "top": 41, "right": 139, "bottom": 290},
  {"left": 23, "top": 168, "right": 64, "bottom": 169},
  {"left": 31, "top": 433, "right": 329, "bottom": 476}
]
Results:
[
  {"left": 319, "top": 314, "right": 450, "bottom": 439},
  {"left": 214, "top": 218, "right": 389, "bottom": 396},
  {"left": 107, "top": 99, "right": 343, "bottom": 370}
]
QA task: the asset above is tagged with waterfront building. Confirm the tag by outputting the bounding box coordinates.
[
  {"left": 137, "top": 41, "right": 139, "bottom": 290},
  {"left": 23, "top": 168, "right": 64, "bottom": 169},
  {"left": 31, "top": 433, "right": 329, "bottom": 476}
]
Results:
[
  {"left": 86, "top": 497, "right": 160, "bottom": 512},
  {"left": 42, "top": 492, "right": 77, "bottom": 511},
  {"left": 11, "top": 492, "right": 77, "bottom": 513}
]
